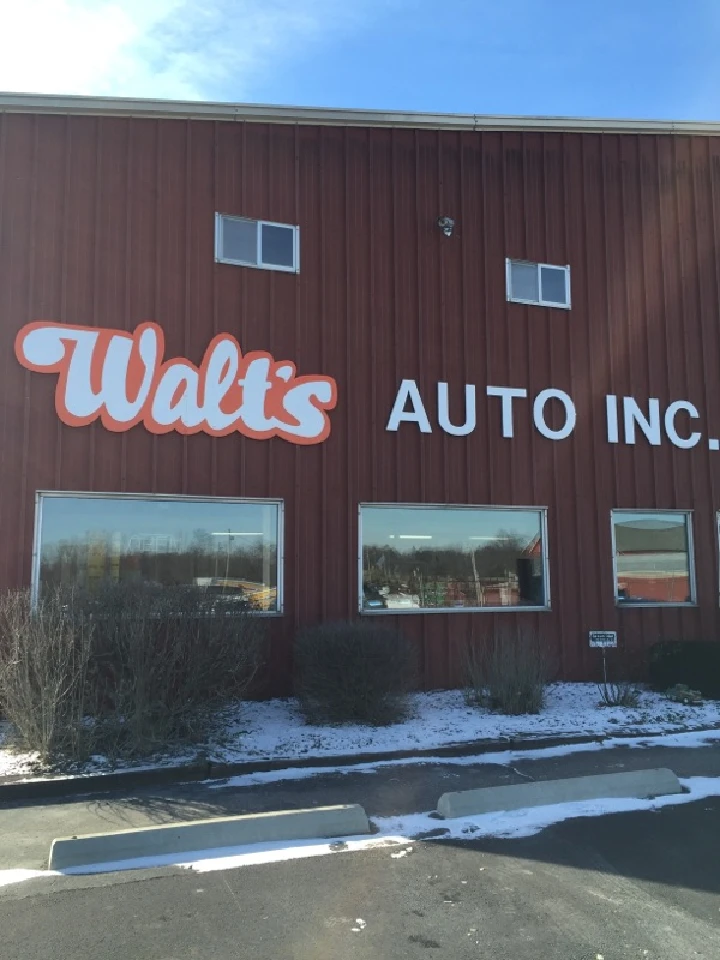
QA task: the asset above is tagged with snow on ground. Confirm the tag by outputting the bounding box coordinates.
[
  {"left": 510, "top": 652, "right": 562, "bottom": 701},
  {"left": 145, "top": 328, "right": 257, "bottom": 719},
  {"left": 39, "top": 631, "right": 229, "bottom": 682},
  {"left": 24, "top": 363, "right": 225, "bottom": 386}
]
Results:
[
  {"left": 211, "top": 727, "right": 720, "bottom": 790},
  {"left": 219, "top": 684, "right": 720, "bottom": 764},
  {"left": 1, "top": 683, "right": 719, "bottom": 780},
  {"left": 1, "top": 775, "right": 719, "bottom": 888}
]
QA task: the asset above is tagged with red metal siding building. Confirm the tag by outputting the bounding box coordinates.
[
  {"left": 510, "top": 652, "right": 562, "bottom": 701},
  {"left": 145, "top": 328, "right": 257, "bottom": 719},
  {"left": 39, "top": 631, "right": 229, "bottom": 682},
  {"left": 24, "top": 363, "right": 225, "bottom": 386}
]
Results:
[{"left": 2, "top": 94, "right": 720, "bottom": 692}]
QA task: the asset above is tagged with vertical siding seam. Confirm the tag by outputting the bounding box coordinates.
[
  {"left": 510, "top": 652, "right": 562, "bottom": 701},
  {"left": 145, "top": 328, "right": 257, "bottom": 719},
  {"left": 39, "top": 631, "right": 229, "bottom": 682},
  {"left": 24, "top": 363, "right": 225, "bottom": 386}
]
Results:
[
  {"left": 320, "top": 127, "right": 328, "bottom": 619},
  {"left": 599, "top": 134, "right": 620, "bottom": 508},
  {"left": 637, "top": 138, "right": 656, "bottom": 504},
  {"left": 267, "top": 125, "right": 276, "bottom": 499},
  {"left": 706, "top": 138, "right": 720, "bottom": 606},
  {"left": 391, "top": 129, "right": 400, "bottom": 502},
  {"left": 618, "top": 136, "right": 634, "bottom": 506},
  {"left": 581, "top": 134, "right": 609, "bottom": 640},
  {"left": 459, "top": 134, "right": 471, "bottom": 503},
  {"left": 240, "top": 122, "right": 247, "bottom": 494},
  {"left": 689, "top": 138, "right": 715, "bottom": 621},
  {"left": 89, "top": 117, "right": 102, "bottom": 493},
  {"left": 437, "top": 128, "right": 449, "bottom": 503},
  {"left": 120, "top": 117, "right": 132, "bottom": 492},
  {"left": 55, "top": 115, "right": 72, "bottom": 490},
  {"left": 482, "top": 132, "right": 493, "bottom": 501},
  {"left": 345, "top": 127, "right": 352, "bottom": 613},
  {"left": 211, "top": 121, "right": 219, "bottom": 496},
  {"left": 656, "top": 137, "right": 676, "bottom": 507},
  {"left": 182, "top": 122, "right": 192, "bottom": 494},
  {"left": 414, "top": 129, "right": 426, "bottom": 503},
  {"left": 368, "top": 132, "right": 378, "bottom": 501},
  {"left": 17, "top": 117, "right": 38, "bottom": 585},
  {"left": 293, "top": 123, "right": 300, "bottom": 628},
  {"left": 152, "top": 120, "right": 161, "bottom": 493}
]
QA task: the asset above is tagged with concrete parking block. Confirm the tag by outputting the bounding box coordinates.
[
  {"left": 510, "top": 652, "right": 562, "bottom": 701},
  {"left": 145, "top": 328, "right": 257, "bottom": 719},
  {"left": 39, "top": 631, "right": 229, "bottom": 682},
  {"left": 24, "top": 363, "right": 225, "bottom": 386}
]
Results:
[
  {"left": 49, "top": 804, "right": 370, "bottom": 870},
  {"left": 437, "top": 767, "right": 683, "bottom": 819}
]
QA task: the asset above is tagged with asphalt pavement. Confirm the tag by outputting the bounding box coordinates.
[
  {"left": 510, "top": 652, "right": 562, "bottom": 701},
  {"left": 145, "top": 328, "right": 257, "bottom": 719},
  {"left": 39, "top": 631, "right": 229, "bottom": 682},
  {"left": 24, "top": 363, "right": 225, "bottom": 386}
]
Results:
[
  {"left": 2, "top": 738, "right": 720, "bottom": 870},
  {"left": 1, "top": 798, "right": 718, "bottom": 959}
]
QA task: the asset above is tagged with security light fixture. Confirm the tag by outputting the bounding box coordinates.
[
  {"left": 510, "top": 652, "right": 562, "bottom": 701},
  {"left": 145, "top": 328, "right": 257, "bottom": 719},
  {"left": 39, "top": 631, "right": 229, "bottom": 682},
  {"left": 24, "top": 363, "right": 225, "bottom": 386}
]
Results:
[{"left": 437, "top": 215, "right": 455, "bottom": 237}]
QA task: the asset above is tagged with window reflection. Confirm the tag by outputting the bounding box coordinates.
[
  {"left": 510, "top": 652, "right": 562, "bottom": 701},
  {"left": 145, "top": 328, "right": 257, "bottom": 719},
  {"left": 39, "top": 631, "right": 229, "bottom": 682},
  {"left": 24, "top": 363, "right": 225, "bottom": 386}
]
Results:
[
  {"left": 360, "top": 506, "right": 547, "bottom": 611},
  {"left": 612, "top": 511, "right": 693, "bottom": 604},
  {"left": 37, "top": 495, "right": 281, "bottom": 611}
]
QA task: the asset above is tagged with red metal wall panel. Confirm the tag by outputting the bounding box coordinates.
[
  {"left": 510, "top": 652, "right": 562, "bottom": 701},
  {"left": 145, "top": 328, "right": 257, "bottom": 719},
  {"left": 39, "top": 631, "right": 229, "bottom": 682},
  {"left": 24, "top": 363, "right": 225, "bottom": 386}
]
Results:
[{"left": 2, "top": 112, "right": 720, "bottom": 691}]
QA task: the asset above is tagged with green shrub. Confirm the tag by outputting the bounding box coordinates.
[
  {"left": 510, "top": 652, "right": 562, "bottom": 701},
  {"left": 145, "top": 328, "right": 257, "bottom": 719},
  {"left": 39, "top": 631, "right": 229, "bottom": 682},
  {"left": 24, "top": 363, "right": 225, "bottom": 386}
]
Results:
[
  {"left": 649, "top": 641, "right": 720, "bottom": 700},
  {"left": 464, "top": 628, "right": 552, "bottom": 715},
  {"left": 294, "top": 621, "right": 415, "bottom": 725}
]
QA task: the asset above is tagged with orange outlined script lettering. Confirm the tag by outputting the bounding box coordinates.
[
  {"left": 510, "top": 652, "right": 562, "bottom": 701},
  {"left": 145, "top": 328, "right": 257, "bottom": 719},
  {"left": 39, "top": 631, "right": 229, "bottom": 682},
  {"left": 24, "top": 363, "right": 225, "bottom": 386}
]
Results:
[{"left": 15, "top": 322, "right": 337, "bottom": 445}]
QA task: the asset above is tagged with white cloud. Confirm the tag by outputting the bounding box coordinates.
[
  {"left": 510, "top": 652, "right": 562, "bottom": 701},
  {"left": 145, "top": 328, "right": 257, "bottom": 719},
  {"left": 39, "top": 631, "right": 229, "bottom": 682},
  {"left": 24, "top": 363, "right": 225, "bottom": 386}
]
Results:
[{"left": 0, "top": 0, "right": 378, "bottom": 101}]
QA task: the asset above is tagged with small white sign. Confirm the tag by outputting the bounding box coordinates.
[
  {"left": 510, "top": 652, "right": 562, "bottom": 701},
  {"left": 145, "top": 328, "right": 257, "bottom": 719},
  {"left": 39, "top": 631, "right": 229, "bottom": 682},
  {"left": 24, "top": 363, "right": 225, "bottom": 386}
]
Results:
[{"left": 589, "top": 630, "right": 617, "bottom": 648}]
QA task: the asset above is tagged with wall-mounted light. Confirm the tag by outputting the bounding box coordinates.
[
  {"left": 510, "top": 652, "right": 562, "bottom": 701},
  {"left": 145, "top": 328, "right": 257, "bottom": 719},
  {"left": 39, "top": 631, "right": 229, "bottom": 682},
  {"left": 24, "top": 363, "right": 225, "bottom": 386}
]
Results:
[{"left": 437, "top": 216, "right": 455, "bottom": 237}]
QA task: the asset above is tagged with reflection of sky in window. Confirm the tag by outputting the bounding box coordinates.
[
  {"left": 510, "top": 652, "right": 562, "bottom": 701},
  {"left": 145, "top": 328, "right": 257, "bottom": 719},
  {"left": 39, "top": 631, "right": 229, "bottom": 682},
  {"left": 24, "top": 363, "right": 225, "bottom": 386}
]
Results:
[
  {"left": 40, "top": 498, "right": 277, "bottom": 552},
  {"left": 613, "top": 512, "right": 686, "bottom": 529},
  {"left": 362, "top": 507, "right": 541, "bottom": 552}
]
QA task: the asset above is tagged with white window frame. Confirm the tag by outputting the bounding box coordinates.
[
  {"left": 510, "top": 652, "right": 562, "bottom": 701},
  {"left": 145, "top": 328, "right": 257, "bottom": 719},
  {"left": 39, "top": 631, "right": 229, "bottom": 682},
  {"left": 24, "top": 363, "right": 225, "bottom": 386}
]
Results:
[
  {"left": 32, "top": 491, "right": 285, "bottom": 615},
  {"left": 358, "top": 502, "right": 551, "bottom": 614},
  {"left": 610, "top": 508, "right": 696, "bottom": 608},
  {"left": 215, "top": 213, "right": 300, "bottom": 274},
  {"left": 505, "top": 258, "right": 571, "bottom": 309}
]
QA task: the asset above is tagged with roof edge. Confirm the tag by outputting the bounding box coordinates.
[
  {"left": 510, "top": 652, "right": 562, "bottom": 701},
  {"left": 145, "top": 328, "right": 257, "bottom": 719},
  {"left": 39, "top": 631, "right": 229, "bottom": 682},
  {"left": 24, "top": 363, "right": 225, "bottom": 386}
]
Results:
[{"left": 0, "top": 92, "right": 718, "bottom": 136}]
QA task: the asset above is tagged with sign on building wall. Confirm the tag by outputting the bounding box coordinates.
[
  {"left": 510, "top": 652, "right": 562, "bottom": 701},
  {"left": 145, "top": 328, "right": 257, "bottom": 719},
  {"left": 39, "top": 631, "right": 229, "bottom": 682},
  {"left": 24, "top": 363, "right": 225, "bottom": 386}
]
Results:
[
  {"left": 386, "top": 378, "right": 709, "bottom": 451},
  {"left": 15, "top": 322, "right": 337, "bottom": 445},
  {"left": 588, "top": 631, "right": 618, "bottom": 648}
]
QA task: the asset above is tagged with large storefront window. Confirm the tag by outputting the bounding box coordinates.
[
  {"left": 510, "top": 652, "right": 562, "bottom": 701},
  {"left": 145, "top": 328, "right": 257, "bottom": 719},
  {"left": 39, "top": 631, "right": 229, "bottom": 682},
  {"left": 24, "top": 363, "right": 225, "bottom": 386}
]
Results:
[
  {"left": 35, "top": 494, "right": 282, "bottom": 612},
  {"left": 360, "top": 504, "right": 549, "bottom": 612},
  {"left": 612, "top": 510, "right": 694, "bottom": 605}
]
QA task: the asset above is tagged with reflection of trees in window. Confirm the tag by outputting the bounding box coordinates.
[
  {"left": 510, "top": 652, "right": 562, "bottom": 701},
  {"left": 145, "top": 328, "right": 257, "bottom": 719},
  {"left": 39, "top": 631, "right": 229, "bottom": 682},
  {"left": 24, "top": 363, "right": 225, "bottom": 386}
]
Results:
[
  {"left": 363, "top": 530, "right": 543, "bottom": 608},
  {"left": 40, "top": 531, "right": 277, "bottom": 592}
]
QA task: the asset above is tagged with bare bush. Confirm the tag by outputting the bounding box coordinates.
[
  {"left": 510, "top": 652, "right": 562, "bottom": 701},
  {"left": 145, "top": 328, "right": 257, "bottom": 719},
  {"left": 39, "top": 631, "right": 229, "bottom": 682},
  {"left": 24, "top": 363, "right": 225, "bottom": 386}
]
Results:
[
  {"left": 294, "top": 621, "right": 416, "bottom": 725},
  {"left": 81, "top": 581, "right": 266, "bottom": 759},
  {"left": 464, "top": 627, "right": 552, "bottom": 715},
  {"left": 597, "top": 679, "right": 639, "bottom": 708},
  {"left": 0, "top": 589, "right": 93, "bottom": 761},
  {"left": 0, "top": 582, "right": 266, "bottom": 766}
]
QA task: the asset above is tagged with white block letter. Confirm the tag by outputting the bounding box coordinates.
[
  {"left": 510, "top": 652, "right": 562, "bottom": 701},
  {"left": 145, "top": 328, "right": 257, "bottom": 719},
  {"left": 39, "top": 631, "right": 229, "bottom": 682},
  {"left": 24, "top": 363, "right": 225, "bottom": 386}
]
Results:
[
  {"left": 533, "top": 388, "right": 576, "bottom": 440},
  {"left": 437, "top": 383, "right": 476, "bottom": 436},
  {"left": 623, "top": 397, "right": 661, "bottom": 445},
  {"left": 486, "top": 386, "right": 527, "bottom": 439},
  {"left": 664, "top": 400, "right": 701, "bottom": 449},
  {"left": 386, "top": 379, "right": 432, "bottom": 433},
  {"left": 606, "top": 395, "right": 619, "bottom": 444}
]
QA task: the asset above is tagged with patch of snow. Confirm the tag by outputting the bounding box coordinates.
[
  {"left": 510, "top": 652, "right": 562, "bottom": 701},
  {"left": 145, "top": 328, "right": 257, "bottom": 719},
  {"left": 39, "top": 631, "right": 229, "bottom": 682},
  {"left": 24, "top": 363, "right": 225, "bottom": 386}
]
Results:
[
  {"left": 1, "top": 683, "right": 719, "bottom": 781},
  {"left": 374, "top": 775, "right": 720, "bottom": 841},
  {"left": 211, "top": 727, "right": 720, "bottom": 790},
  {"left": 0, "top": 868, "right": 59, "bottom": 888},
  {"left": 217, "top": 685, "right": 720, "bottom": 766}
]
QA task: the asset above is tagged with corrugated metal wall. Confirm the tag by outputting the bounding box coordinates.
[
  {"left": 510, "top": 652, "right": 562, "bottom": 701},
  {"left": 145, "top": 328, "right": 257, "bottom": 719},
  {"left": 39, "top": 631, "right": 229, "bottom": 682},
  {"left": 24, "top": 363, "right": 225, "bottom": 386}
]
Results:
[{"left": 2, "top": 112, "right": 720, "bottom": 690}]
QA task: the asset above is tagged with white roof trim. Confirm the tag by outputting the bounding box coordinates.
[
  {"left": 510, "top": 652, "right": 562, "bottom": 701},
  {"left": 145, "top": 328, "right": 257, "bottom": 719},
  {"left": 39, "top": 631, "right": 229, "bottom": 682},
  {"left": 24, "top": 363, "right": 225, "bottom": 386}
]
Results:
[{"left": 0, "top": 92, "right": 718, "bottom": 136}]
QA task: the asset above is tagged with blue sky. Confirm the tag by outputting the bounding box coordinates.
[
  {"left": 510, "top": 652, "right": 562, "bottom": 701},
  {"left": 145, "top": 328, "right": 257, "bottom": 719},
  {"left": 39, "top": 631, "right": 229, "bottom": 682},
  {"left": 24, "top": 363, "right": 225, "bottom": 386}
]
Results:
[{"left": 1, "top": 1, "right": 719, "bottom": 120}]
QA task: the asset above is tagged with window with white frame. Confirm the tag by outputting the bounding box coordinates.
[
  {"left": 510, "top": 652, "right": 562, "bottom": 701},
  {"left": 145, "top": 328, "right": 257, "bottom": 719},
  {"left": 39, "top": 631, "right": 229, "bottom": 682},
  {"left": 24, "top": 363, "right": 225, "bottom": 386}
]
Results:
[
  {"left": 215, "top": 214, "right": 299, "bottom": 272},
  {"left": 360, "top": 504, "right": 549, "bottom": 612},
  {"left": 34, "top": 493, "right": 283, "bottom": 612},
  {"left": 611, "top": 510, "right": 695, "bottom": 605},
  {"left": 506, "top": 259, "right": 570, "bottom": 308}
]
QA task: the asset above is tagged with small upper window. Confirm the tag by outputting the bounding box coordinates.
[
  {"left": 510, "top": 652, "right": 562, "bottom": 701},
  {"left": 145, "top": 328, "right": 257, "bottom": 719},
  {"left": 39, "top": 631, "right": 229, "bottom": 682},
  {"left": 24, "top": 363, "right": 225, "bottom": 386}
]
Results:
[
  {"left": 215, "top": 214, "right": 299, "bottom": 273},
  {"left": 506, "top": 259, "right": 570, "bottom": 309}
]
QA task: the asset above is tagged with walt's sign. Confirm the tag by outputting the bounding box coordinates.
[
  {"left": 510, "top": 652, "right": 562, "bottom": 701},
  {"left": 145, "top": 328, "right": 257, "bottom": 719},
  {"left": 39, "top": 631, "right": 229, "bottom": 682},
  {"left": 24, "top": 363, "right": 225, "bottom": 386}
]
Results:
[{"left": 15, "top": 322, "right": 337, "bottom": 446}]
